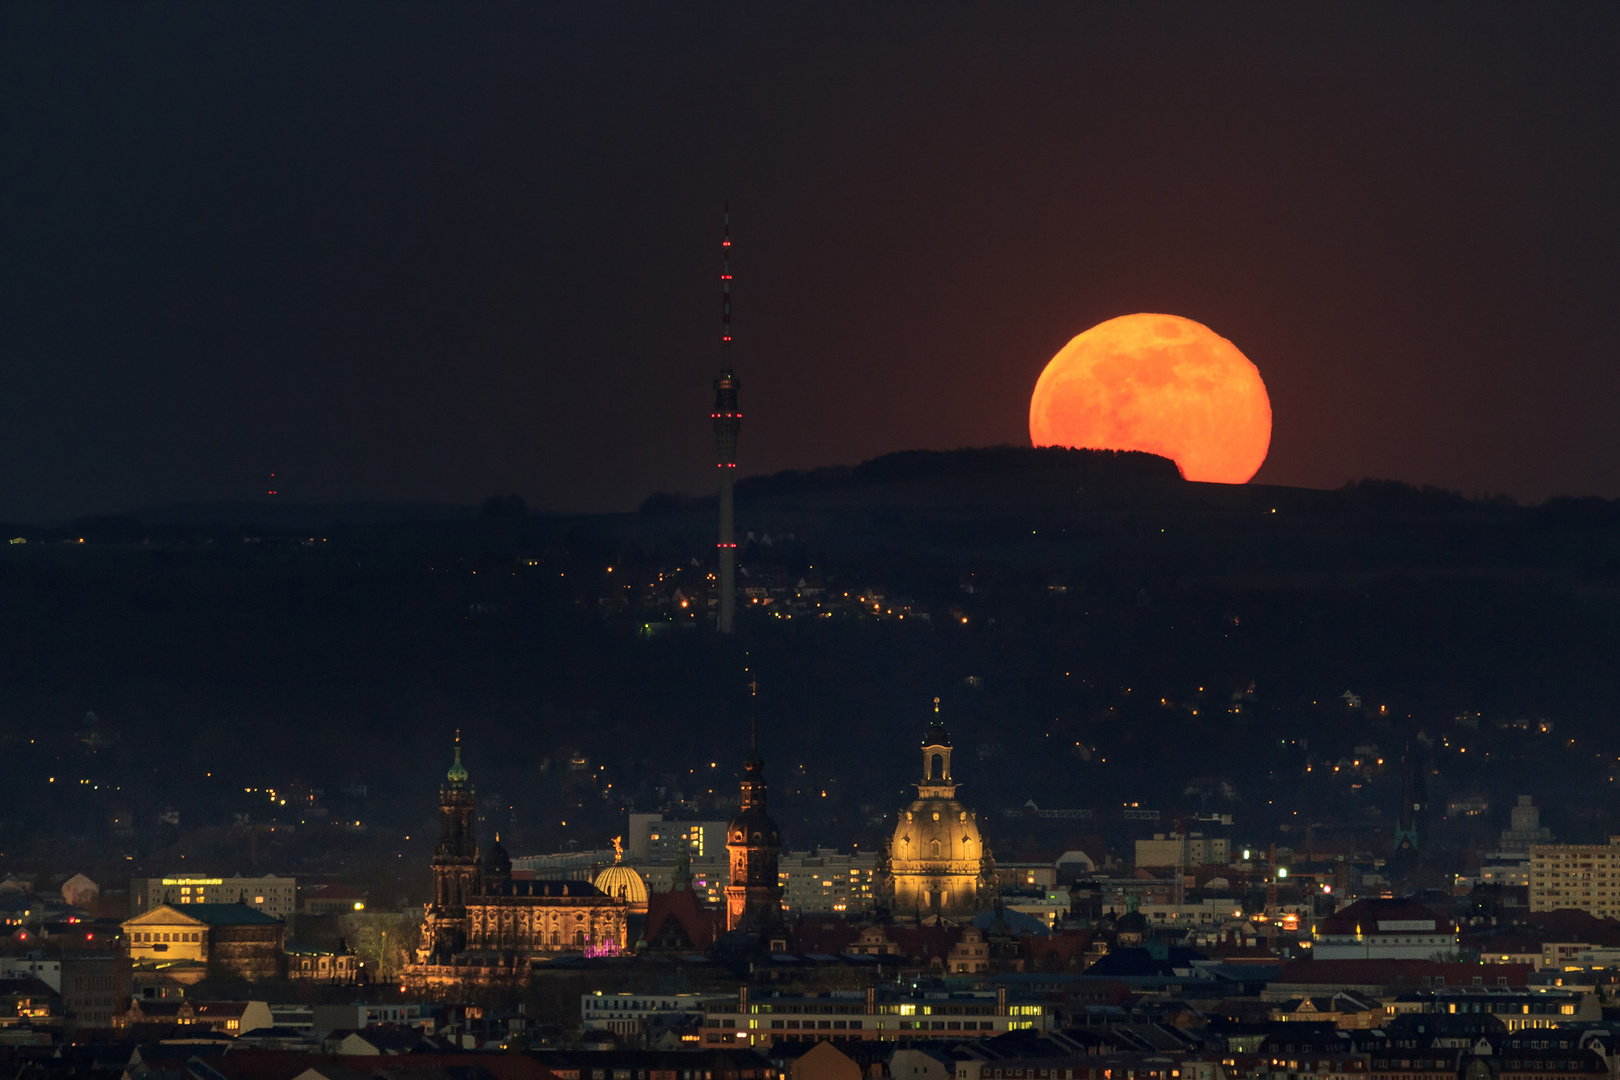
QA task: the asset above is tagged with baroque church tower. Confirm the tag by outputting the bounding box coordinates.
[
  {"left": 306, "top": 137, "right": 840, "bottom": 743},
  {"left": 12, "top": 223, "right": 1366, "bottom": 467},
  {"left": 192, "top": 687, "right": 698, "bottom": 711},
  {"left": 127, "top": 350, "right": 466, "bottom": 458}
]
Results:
[
  {"left": 725, "top": 700, "right": 782, "bottom": 933},
  {"left": 423, "top": 734, "right": 479, "bottom": 958}
]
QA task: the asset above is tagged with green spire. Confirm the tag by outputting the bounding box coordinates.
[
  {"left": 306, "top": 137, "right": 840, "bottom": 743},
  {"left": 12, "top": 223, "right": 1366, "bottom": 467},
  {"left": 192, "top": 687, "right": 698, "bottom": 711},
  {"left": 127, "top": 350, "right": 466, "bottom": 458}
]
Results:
[{"left": 447, "top": 730, "right": 469, "bottom": 785}]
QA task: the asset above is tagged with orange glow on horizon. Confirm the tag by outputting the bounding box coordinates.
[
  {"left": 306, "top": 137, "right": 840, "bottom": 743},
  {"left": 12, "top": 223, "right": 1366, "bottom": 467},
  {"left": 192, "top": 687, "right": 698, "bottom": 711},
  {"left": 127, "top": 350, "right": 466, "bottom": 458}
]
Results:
[{"left": 1029, "top": 313, "right": 1271, "bottom": 483}]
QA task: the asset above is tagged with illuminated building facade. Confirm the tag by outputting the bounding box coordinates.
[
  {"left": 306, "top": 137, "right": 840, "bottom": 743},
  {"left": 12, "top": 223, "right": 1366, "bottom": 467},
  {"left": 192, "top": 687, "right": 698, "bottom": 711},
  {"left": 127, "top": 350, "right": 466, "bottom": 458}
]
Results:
[
  {"left": 122, "top": 903, "right": 285, "bottom": 980},
  {"left": 1529, "top": 837, "right": 1620, "bottom": 917},
  {"left": 593, "top": 840, "right": 650, "bottom": 915},
  {"left": 132, "top": 875, "right": 296, "bottom": 920},
  {"left": 404, "top": 739, "right": 629, "bottom": 992},
  {"left": 887, "top": 701, "right": 994, "bottom": 921}
]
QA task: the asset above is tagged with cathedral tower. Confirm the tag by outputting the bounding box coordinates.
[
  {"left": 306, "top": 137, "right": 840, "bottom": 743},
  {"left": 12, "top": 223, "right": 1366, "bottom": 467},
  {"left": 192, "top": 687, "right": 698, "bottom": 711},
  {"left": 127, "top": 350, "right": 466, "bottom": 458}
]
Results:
[
  {"left": 431, "top": 734, "right": 480, "bottom": 928},
  {"left": 712, "top": 205, "right": 741, "bottom": 633},
  {"left": 725, "top": 699, "right": 782, "bottom": 932}
]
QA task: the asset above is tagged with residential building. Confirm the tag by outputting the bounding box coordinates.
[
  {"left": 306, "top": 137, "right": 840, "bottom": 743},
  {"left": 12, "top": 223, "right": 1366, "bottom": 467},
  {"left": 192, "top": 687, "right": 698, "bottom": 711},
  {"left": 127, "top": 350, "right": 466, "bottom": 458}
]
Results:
[
  {"left": 533, "top": 1048, "right": 776, "bottom": 1080},
  {"left": 701, "top": 986, "right": 1054, "bottom": 1047},
  {"left": 780, "top": 851, "right": 878, "bottom": 915},
  {"left": 581, "top": 992, "right": 730, "bottom": 1038},
  {"left": 60, "top": 952, "right": 130, "bottom": 1030},
  {"left": 1411, "top": 987, "right": 1597, "bottom": 1029},
  {"left": 890, "top": 1048, "right": 956, "bottom": 1080},
  {"left": 1001, "top": 864, "right": 1059, "bottom": 890},
  {"left": 1266, "top": 960, "right": 1532, "bottom": 1002},
  {"left": 1268, "top": 992, "right": 1383, "bottom": 1028},
  {"left": 132, "top": 875, "right": 297, "bottom": 920},
  {"left": 0, "top": 957, "right": 60, "bottom": 992},
  {"left": 1530, "top": 839, "right": 1620, "bottom": 917},
  {"left": 123, "top": 998, "right": 273, "bottom": 1034},
  {"left": 1135, "top": 834, "right": 1231, "bottom": 869},
  {"left": 1479, "top": 854, "right": 1533, "bottom": 888},
  {"left": 311, "top": 1001, "right": 428, "bottom": 1035},
  {"left": 628, "top": 814, "right": 729, "bottom": 861}
]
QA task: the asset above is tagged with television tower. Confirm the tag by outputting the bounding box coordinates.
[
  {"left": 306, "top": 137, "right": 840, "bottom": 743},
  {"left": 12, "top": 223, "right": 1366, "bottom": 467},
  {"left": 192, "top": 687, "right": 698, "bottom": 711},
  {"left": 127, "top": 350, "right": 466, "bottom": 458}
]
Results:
[{"left": 712, "top": 204, "right": 741, "bottom": 633}]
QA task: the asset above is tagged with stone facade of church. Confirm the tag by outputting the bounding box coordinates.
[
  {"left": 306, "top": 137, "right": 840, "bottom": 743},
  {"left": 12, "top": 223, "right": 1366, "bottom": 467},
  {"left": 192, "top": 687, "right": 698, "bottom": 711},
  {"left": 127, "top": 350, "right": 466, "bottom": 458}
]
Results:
[{"left": 402, "top": 740, "right": 628, "bottom": 993}]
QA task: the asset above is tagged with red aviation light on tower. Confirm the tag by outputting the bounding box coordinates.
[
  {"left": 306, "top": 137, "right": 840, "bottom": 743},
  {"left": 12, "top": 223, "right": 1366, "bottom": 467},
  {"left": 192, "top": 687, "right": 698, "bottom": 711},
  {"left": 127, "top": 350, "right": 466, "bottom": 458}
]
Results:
[
  {"left": 712, "top": 202, "right": 741, "bottom": 634},
  {"left": 712, "top": 205, "right": 740, "bottom": 467}
]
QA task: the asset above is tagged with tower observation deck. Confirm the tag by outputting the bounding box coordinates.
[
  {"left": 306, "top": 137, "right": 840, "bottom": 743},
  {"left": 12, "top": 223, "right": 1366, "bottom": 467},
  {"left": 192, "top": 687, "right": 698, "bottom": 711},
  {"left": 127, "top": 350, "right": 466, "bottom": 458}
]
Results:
[{"left": 712, "top": 204, "right": 741, "bottom": 633}]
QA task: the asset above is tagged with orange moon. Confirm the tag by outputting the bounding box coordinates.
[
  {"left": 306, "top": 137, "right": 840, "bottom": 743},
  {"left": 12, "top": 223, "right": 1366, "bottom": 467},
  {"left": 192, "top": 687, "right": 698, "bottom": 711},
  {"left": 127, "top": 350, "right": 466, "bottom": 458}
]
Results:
[{"left": 1028, "top": 313, "right": 1271, "bottom": 483}]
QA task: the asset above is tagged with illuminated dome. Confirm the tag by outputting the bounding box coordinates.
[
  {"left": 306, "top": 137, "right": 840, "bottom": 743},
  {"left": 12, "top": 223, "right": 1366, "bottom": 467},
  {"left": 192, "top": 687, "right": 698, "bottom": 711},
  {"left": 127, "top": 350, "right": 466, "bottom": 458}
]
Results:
[
  {"left": 593, "top": 864, "right": 648, "bottom": 908},
  {"left": 594, "top": 839, "right": 648, "bottom": 913},
  {"left": 887, "top": 700, "right": 994, "bottom": 921},
  {"left": 892, "top": 798, "right": 985, "bottom": 867}
]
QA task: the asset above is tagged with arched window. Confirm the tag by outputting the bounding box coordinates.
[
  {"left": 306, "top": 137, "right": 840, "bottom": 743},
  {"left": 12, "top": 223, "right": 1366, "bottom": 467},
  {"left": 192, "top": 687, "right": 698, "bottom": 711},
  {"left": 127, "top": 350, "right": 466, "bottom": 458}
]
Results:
[
  {"left": 930, "top": 753, "right": 945, "bottom": 780},
  {"left": 575, "top": 930, "right": 586, "bottom": 946},
  {"left": 931, "top": 839, "right": 941, "bottom": 857}
]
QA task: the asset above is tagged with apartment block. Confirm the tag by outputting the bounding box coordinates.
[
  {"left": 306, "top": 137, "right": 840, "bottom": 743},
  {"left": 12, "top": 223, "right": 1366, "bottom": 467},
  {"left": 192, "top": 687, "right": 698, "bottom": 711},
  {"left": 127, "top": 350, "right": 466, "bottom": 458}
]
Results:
[{"left": 1529, "top": 839, "right": 1620, "bottom": 917}]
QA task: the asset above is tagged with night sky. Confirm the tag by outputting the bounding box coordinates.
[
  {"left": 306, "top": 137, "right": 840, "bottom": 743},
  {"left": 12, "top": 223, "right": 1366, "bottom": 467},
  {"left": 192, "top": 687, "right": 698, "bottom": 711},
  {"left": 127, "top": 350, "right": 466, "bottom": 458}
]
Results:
[{"left": 4, "top": 4, "right": 1618, "bottom": 522}]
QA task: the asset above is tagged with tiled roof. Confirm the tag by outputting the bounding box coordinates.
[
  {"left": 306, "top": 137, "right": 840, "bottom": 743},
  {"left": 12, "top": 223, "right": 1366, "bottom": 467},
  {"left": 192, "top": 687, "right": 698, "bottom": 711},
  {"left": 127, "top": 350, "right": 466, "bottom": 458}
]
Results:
[{"left": 1318, "top": 898, "right": 1451, "bottom": 936}]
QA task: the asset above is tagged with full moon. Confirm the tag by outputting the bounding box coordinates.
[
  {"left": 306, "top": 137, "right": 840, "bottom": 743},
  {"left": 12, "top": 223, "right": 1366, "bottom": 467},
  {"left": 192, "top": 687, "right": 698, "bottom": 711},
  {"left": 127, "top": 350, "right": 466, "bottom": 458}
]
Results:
[{"left": 1028, "top": 313, "right": 1271, "bottom": 484}]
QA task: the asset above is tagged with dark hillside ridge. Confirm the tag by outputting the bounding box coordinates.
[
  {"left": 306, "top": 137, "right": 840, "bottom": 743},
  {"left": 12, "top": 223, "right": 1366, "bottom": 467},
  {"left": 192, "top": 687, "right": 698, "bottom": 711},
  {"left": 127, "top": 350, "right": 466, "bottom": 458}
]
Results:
[
  {"left": 737, "top": 445, "right": 1183, "bottom": 498},
  {"left": 641, "top": 445, "right": 1182, "bottom": 515},
  {"left": 640, "top": 444, "right": 1601, "bottom": 522}
]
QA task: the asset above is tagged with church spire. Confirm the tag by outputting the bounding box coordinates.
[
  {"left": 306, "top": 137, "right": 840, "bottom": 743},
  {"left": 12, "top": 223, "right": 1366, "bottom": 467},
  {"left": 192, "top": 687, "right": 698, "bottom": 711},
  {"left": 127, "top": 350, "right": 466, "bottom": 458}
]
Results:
[
  {"left": 446, "top": 729, "right": 469, "bottom": 787},
  {"left": 726, "top": 675, "right": 782, "bottom": 933},
  {"left": 746, "top": 666, "right": 760, "bottom": 764}
]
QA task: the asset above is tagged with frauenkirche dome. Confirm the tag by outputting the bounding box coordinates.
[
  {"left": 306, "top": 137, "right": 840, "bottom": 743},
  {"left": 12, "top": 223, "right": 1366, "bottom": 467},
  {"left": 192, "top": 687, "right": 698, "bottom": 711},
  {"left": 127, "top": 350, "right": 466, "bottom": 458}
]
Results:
[{"left": 887, "top": 699, "right": 994, "bottom": 921}]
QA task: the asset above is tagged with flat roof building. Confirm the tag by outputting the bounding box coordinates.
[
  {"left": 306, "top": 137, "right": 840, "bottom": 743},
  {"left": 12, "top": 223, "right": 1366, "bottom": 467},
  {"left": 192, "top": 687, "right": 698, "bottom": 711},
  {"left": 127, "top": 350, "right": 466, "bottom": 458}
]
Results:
[{"left": 132, "top": 875, "right": 296, "bottom": 920}]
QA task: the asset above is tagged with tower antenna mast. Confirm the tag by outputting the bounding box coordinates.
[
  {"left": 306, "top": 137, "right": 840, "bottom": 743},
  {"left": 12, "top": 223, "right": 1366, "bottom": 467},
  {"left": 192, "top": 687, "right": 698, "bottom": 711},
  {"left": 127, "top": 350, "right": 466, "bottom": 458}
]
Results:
[{"left": 711, "top": 203, "right": 742, "bottom": 633}]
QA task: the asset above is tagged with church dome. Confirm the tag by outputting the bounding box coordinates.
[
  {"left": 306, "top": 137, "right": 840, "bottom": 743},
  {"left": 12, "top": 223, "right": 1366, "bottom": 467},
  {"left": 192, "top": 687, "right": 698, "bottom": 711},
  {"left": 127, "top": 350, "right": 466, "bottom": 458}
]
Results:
[
  {"left": 891, "top": 797, "right": 985, "bottom": 865},
  {"left": 594, "top": 863, "right": 648, "bottom": 907},
  {"left": 888, "top": 698, "right": 992, "bottom": 920}
]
